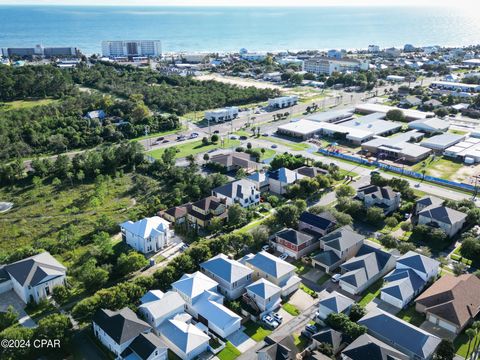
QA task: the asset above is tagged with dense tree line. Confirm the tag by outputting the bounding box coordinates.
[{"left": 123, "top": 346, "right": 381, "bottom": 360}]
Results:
[
  {"left": 71, "top": 62, "right": 280, "bottom": 115},
  {"left": 0, "top": 64, "right": 75, "bottom": 101},
  {"left": 0, "top": 92, "right": 180, "bottom": 161}
]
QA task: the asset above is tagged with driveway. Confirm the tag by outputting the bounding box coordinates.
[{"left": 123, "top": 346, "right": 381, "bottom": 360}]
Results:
[
  {"left": 0, "top": 290, "right": 36, "bottom": 328},
  {"left": 226, "top": 327, "right": 257, "bottom": 353},
  {"left": 288, "top": 289, "right": 315, "bottom": 312},
  {"left": 420, "top": 320, "right": 456, "bottom": 341},
  {"left": 366, "top": 297, "right": 401, "bottom": 315}
]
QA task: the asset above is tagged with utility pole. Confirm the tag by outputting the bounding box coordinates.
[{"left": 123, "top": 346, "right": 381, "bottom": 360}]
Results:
[{"left": 144, "top": 125, "right": 150, "bottom": 150}]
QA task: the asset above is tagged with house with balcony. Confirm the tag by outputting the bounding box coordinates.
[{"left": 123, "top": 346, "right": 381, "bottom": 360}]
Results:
[
  {"left": 186, "top": 196, "right": 227, "bottom": 229},
  {"left": 356, "top": 185, "right": 401, "bottom": 215},
  {"left": 245, "top": 278, "right": 282, "bottom": 313},
  {"left": 120, "top": 216, "right": 171, "bottom": 254},
  {"left": 270, "top": 228, "right": 318, "bottom": 260},
  {"left": 212, "top": 179, "right": 260, "bottom": 208},
  {"left": 311, "top": 226, "right": 364, "bottom": 273},
  {"left": 200, "top": 253, "right": 253, "bottom": 299}
]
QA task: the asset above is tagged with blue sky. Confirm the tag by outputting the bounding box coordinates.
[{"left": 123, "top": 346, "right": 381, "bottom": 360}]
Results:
[{"left": 0, "top": 0, "right": 478, "bottom": 6}]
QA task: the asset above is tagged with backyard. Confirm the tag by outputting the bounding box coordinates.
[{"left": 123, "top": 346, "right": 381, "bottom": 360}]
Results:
[
  {"left": 217, "top": 341, "right": 242, "bottom": 360},
  {"left": 358, "top": 279, "right": 384, "bottom": 307},
  {"left": 243, "top": 321, "right": 272, "bottom": 342}
]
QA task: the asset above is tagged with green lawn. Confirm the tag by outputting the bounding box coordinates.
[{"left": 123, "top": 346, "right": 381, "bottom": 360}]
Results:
[
  {"left": 217, "top": 341, "right": 241, "bottom": 360},
  {"left": 260, "top": 136, "right": 311, "bottom": 151},
  {"left": 293, "top": 333, "right": 310, "bottom": 351},
  {"left": 396, "top": 304, "right": 425, "bottom": 327},
  {"left": 147, "top": 139, "right": 240, "bottom": 159},
  {"left": 282, "top": 303, "right": 300, "bottom": 316},
  {"left": 130, "top": 126, "right": 184, "bottom": 141},
  {"left": 243, "top": 321, "right": 272, "bottom": 342},
  {"left": 454, "top": 328, "right": 480, "bottom": 358},
  {"left": 253, "top": 147, "right": 276, "bottom": 161},
  {"left": 358, "top": 279, "right": 384, "bottom": 307},
  {"left": 411, "top": 156, "right": 464, "bottom": 181},
  {"left": 292, "top": 259, "right": 311, "bottom": 276},
  {"left": 0, "top": 98, "right": 58, "bottom": 110}
]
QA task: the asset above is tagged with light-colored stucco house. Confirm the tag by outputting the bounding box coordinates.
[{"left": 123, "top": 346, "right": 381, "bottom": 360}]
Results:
[
  {"left": 417, "top": 204, "right": 467, "bottom": 238},
  {"left": 159, "top": 319, "right": 210, "bottom": 360},
  {"left": 316, "top": 291, "right": 354, "bottom": 321},
  {"left": 338, "top": 244, "right": 396, "bottom": 295},
  {"left": 245, "top": 278, "right": 282, "bottom": 313},
  {"left": 356, "top": 185, "right": 401, "bottom": 215},
  {"left": 241, "top": 251, "right": 301, "bottom": 296},
  {"left": 200, "top": 253, "right": 253, "bottom": 299},
  {"left": 0, "top": 251, "right": 67, "bottom": 304},
  {"left": 171, "top": 271, "right": 241, "bottom": 338},
  {"left": 212, "top": 179, "right": 260, "bottom": 208},
  {"left": 139, "top": 291, "right": 186, "bottom": 330},
  {"left": 265, "top": 167, "right": 305, "bottom": 195},
  {"left": 380, "top": 251, "right": 439, "bottom": 309},
  {"left": 120, "top": 216, "right": 171, "bottom": 254},
  {"left": 312, "top": 226, "right": 364, "bottom": 273},
  {"left": 415, "top": 274, "right": 480, "bottom": 334}
]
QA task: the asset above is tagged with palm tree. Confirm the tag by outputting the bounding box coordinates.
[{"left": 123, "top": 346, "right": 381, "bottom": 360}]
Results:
[
  {"left": 472, "top": 321, "right": 480, "bottom": 359},
  {"left": 466, "top": 328, "right": 476, "bottom": 360}
]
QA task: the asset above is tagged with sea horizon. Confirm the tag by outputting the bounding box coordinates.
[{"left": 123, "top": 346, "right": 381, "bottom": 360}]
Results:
[{"left": 1, "top": 5, "right": 479, "bottom": 55}]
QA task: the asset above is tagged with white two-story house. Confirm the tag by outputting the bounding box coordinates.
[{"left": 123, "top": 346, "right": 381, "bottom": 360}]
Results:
[
  {"left": 200, "top": 253, "right": 253, "bottom": 299},
  {"left": 241, "top": 251, "right": 301, "bottom": 297},
  {"left": 356, "top": 185, "right": 401, "bottom": 215},
  {"left": 1, "top": 252, "right": 67, "bottom": 304},
  {"left": 120, "top": 216, "right": 171, "bottom": 254},
  {"left": 212, "top": 179, "right": 260, "bottom": 208}
]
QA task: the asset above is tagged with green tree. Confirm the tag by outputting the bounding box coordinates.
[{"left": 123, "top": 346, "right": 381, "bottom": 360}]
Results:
[
  {"left": 211, "top": 134, "right": 219, "bottom": 143},
  {"left": 385, "top": 216, "right": 398, "bottom": 228},
  {"left": 228, "top": 204, "right": 248, "bottom": 227},
  {"left": 349, "top": 303, "right": 366, "bottom": 322},
  {"left": 52, "top": 286, "right": 70, "bottom": 305},
  {"left": 0, "top": 326, "right": 34, "bottom": 358},
  {"left": 366, "top": 207, "right": 385, "bottom": 225},
  {"left": 0, "top": 305, "right": 18, "bottom": 331},
  {"left": 77, "top": 258, "right": 109, "bottom": 291},
  {"left": 35, "top": 313, "right": 72, "bottom": 345},
  {"left": 466, "top": 328, "right": 476, "bottom": 359},
  {"left": 386, "top": 109, "right": 406, "bottom": 122},
  {"left": 117, "top": 252, "right": 148, "bottom": 276},
  {"left": 335, "top": 184, "right": 355, "bottom": 198},
  {"left": 434, "top": 339, "right": 455, "bottom": 360}
]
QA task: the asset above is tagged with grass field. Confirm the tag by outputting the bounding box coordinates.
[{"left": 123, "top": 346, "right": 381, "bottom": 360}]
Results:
[
  {"left": 454, "top": 328, "right": 480, "bottom": 358},
  {"left": 254, "top": 147, "right": 276, "bottom": 161},
  {"left": 147, "top": 139, "right": 241, "bottom": 159},
  {"left": 217, "top": 341, "right": 241, "bottom": 360},
  {"left": 0, "top": 176, "right": 136, "bottom": 257},
  {"left": 0, "top": 98, "right": 58, "bottom": 110},
  {"left": 243, "top": 321, "right": 272, "bottom": 342},
  {"left": 411, "top": 156, "right": 463, "bottom": 180},
  {"left": 260, "top": 136, "right": 311, "bottom": 151}
]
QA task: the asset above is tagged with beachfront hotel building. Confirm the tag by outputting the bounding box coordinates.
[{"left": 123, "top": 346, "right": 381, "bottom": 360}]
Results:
[
  {"left": 304, "top": 57, "right": 369, "bottom": 75},
  {"left": 1, "top": 45, "right": 79, "bottom": 58},
  {"left": 101, "top": 40, "right": 162, "bottom": 58}
]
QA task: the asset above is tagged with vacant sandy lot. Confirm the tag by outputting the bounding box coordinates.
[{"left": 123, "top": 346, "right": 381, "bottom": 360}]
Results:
[{"left": 196, "top": 73, "right": 285, "bottom": 91}]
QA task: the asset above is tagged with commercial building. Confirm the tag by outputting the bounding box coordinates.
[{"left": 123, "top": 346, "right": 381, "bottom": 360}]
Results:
[
  {"left": 430, "top": 81, "right": 480, "bottom": 93},
  {"left": 306, "top": 109, "right": 354, "bottom": 123},
  {"left": 361, "top": 130, "right": 431, "bottom": 163},
  {"left": 408, "top": 118, "right": 450, "bottom": 134},
  {"left": 101, "top": 40, "right": 162, "bottom": 58},
  {"left": 205, "top": 107, "right": 239, "bottom": 122},
  {"left": 355, "top": 103, "right": 434, "bottom": 121},
  {"left": 420, "top": 133, "right": 464, "bottom": 151},
  {"left": 304, "top": 57, "right": 369, "bottom": 75},
  {"left": 386, "top": 75, "right": 406, "bottom": 82},
  {"left": 1, "top": 44, "right": 79, "bottom": 58},
  {"left": 268, "top": 95, "right": 298, "bottom": 109},
  {"left": 444, "top": 137, "right": 480, "bottom": 163}
]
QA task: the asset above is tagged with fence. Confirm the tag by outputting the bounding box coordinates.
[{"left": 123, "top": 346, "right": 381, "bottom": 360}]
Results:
[{"left": 318, "top": 149, "right": 476, "bottom": 193}]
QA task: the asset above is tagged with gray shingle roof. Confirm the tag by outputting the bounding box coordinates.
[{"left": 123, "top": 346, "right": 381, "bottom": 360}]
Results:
[
  {"left": 93, "top": 308, "right": 151, "bottom": 345},
  {"left": 125, "top": 332, "right": 167, "bottom": 360},
  {"left": 212, "top": 179, "right": 257, "bottom": 200},
  {"left": 397, "top": 251, "right": 440, "bottom": 276},
  {"left": 4, "top": 252, "right": 66, "bottom": 287},
  {"left": 275, "top": 228, "right": 314, "bottom": 246},
  {"left": 312, "top": 250, "right": 341, "bottom": 266},
  {"left": 358, "top": 309, "right": 441, "bottom": 360},
  {"left": 321, "top": 225, "right": 365, "bottom": 251},
  {"left": 418, "top": 205, "right": 467, "bottom": 225},
  {"left": 342, "top": 333, "right": 409, "bottom": 360}
]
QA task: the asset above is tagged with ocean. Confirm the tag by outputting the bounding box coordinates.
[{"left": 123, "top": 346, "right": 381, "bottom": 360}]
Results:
[{"left": 0, "top": 5, "right": 479, "bottom": 55}]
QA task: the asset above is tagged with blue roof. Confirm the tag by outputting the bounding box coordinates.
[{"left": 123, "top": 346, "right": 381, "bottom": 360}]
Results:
[
  {"left": 299, "top": 211, "right": 336, "bottom": 231},
  {"left": 382, "top": 269, "right": 425, "bottom": 301},
  {"left": 358, "top": 310, "right": 441, "bottom": 360}
]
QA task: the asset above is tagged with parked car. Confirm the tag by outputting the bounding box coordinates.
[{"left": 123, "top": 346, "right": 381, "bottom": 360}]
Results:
[
  {"left": 262, "top": 314, "right": 279, "bottom": 329},
  {"left": 301, "top": 330, "right": 313, "bottom": 339},
  {"left": 262, "top": 244, "right": 270, "bottom": 251},
  {"left": 162, "top": 139, "right": 169, "bottom": 143},
  {"left": 213, "top": 130, "right": 220, "bottom": 134},
  {"left": 279, "top": 253, "right": 288, "bottom": 261},
  {"left": 262, "top": 133, "right": 269, "bottom": 137},
  {"left": 305, "top": 324, "right": 318, "bottom": 334},
  {"left": 157, "top": 137, "right": 165, "bottom": 141},
  {"left": 230, "top": 135, "right": 238, "bottom": 140},
  {"left": 271, "top": 144, "right": 278, "bottom": 149},
  {"left": 331, "top": 273, "right": 341, "bottom": 283},
  {"left": 239, "top": 136, "right": 248, "bottom": 140},
  {"left": 272, "top": 312, "right": 283, "bottom": 323}
]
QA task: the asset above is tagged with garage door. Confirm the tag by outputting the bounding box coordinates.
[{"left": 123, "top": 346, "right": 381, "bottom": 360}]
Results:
[
  {"left": 438, "top": 319, "right": 457, "bottom": 333},
  {"left": 314, "top": 262, "right": 327, "bottom": 272}
]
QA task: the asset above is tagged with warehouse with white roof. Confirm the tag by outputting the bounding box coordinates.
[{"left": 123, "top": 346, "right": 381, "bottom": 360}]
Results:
[
  {"left": 420, "top": 133, "right": 465, "bottom": 151},
  {"left": 444, "top": 137, "right": 480, "bottom": 163},
  {"left": 355, "top": 103, "right": 434, "bottom": 121}
]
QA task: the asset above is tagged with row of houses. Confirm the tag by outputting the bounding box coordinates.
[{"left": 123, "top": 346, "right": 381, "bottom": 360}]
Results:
[{"left": 93, "top": 249, "right": 303, "bottom": 360}]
